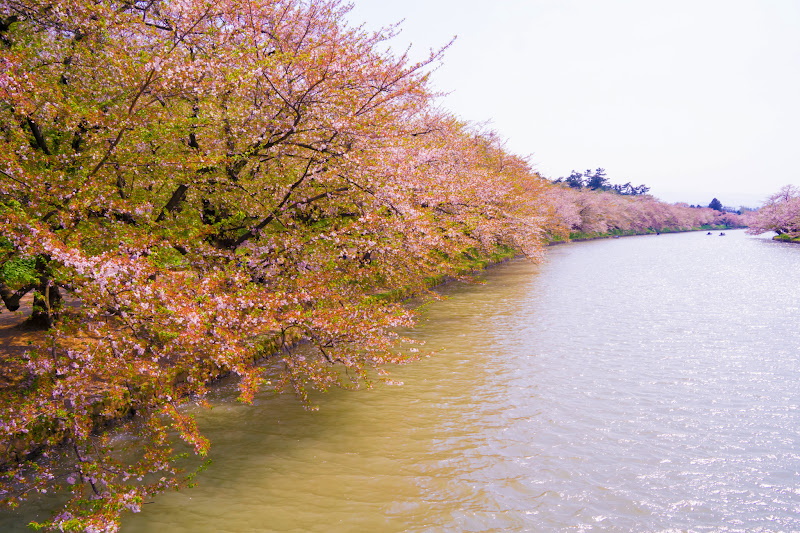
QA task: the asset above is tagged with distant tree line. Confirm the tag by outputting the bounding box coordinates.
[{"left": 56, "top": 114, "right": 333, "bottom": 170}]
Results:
[
  {"left": 551, "top": 168, "right": 651, "bottom": 196},
  {"left": 686, "top": 198, "right": 751, "bottom": 215}
]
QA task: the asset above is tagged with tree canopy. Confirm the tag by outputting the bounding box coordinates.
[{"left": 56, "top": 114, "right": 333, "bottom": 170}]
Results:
[{"left": 552, "top": 168, "right": 650, "bottom": 195}]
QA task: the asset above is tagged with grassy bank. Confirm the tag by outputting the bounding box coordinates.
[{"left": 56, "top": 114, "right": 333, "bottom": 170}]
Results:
[
  {"left": 774, "top": 234, "right": 800, "bottom": 243},
  {"left": 546, "top": 224, "right": 742, "bottom": 244},
  {"left": 370, "top": 244, "right": 519, "bottom": 304}
]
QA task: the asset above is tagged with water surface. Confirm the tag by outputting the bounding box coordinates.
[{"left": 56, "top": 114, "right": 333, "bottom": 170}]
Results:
[{"left": 7, "top": 229, "right": 800, "bottom": 531}]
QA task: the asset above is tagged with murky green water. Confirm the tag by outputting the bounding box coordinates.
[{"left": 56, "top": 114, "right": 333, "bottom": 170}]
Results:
[{"left": 6, "top": 229, "right": 800, "bottom": 531}]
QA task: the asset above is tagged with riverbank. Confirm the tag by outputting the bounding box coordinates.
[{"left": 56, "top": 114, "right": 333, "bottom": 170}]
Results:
[
  {"left": 546, "top": 224, "right": 742, "bottom": 245},
  {"left": 370, "top": 245, "right": 519, "bottom": 303},
  {"left": 773, "top": 234, "right": 800, "bottom": 243}
]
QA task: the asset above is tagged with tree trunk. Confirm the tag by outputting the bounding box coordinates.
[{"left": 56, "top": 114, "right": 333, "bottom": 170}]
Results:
[
  {"left": 0, "top": 280, "right": 33, "bottom": 312},
  {"left": 27, "top": 279, "right": 61, "bottom": 329}
]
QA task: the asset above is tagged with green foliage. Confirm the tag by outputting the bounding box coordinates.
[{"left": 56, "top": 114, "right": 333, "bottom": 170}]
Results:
[
  {"left": 697, "top": 224, "right": 732, "bottom": 230},
  {"left": 552, "top": 168, "right": 650, "bottom": 195},
  {"left": 367, "top": 244, "right": 517, "bottom": 304},
  {"left": 150, "top": 247, "right": 188, "bottom": 269},
  {"left": 1, "top": 255, "right": 38, "bottom": 288}
]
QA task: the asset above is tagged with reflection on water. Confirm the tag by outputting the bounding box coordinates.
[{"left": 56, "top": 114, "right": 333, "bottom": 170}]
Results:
[{"left": 4, "top": 230, "right": 800, "bottom": 531}]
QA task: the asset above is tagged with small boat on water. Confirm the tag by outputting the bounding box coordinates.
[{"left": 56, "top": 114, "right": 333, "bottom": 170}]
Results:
[{"left": 719, "top": 232, "right": 726, "bottom": 236}]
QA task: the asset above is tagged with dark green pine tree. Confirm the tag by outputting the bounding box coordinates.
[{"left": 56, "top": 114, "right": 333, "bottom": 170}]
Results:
[{"left": 708, "top": 198, "right": 723, "bottom": 211}]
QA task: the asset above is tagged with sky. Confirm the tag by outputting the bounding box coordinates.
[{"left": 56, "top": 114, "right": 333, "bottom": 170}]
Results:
[{"left": 346, "top": 0, "right": 800, "bottom": 208}]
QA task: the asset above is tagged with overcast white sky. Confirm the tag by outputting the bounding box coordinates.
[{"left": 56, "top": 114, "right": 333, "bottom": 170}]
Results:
[{"left": 347, "top": 0, "right": 800, "bottom": 208}]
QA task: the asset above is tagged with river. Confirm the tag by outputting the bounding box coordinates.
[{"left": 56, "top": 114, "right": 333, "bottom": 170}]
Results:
[{"left": 6, "top": 229, "right": 800, "bottom": 531}]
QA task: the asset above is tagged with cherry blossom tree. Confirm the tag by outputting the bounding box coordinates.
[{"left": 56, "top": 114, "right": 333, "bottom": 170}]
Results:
[
  {"left": 746, "top": 185, "right": 800, "bottom": 238},
  {"left": 0, "top": 1, "right": 556, "bottom": 529}
]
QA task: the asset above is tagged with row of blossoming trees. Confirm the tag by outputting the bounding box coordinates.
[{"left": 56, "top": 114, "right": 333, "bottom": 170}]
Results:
[
  {"left": 0, "top": 0, "right": 742, "bottom": 530},
  {"left": 544, "top": 185, "right": 742, "bottom": 238}
]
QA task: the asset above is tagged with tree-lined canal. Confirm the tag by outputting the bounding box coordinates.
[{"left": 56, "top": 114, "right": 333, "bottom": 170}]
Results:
[{"left": 7, "top": 229, "right": 800, "bottom": 531}]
